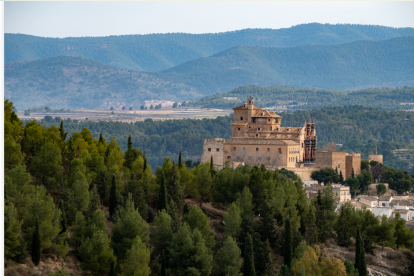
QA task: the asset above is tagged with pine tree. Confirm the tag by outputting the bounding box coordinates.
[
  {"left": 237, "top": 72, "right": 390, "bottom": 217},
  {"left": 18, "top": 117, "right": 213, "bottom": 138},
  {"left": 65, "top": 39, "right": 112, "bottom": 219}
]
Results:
[
  {"left": 32, "top": 219, "right": 41, "bottom": 266},
  {"left": 161, "top": 250, "right": 167, "bottom": 276},
  {"left": 157, "top": 173, "right": 168, "bottom": 213},
  {"left": 178, "top": 150, "right": 182, "bottom": 169},
  {"left": 109, "top": 176, "right": 117, "bottom": 219},
  {"left": 87, "top": 185, "right": 101, "bottom": 219},
  {"left": 355, "top": 227, "right": 367, "bottom": 276},
  {"left": 127, "top": 174, "right": 148, "bottom": 220},
  {"left": 243, "top": 233, "right": 256, "bottom": 276},
  {"left": 239, "top": 217, "right": 255, "bottom": 245},
  {"left": 212, "top": 236, "right": 243, "bottom": 276},
  {"left": 283, "top": 217, "right": 293, "bottom": 267}
]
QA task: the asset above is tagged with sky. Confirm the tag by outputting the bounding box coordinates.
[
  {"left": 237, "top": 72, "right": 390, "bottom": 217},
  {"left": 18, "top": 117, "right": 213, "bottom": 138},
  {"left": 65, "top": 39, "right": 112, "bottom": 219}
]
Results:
[{"left": 5, "top": 1, "right": 414, "bottom": 38}]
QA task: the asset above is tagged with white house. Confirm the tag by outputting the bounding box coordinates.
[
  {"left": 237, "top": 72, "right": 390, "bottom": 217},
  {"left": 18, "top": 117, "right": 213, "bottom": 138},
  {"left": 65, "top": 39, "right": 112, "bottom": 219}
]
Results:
[
  {"left": 371, "top": 207, "right": 393, "bottom": 218},
  {"left": 378, "top": 196, "right": 393, "bottom": 207}
]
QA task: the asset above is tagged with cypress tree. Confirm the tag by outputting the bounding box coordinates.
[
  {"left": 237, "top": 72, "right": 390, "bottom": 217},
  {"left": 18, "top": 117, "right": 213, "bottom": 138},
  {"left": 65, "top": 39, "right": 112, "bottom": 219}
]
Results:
[
  {"left": 99, "top": 133, "right": 104, "bottom": 144},
  {"left": 161, "top": 250, "right": 167, "bottom": 276},
  {"left": 32, "top": 219, "right": 41, "bottom": 266},
  {"left": 127, "top": 174, "right": 148, "bottom": 220},
  {"left": 59, "top": 201, "right": 67, "bottom": 234},
  {"left": 243, "top": 233, "right": 256, "bottom": 276},
  {"left": 143, "top": 155, "right": 147, "bottom": 172},
  {"left": 339, "top": 170, "right": 344, "bottom": 184},
  {"left": 253, "top": 233, "right": 272, "bottom": 275},
  {"left": 178, "top": 150, "right": 182, "bottom": 168},
  {"left": 157, "top": 173, "right": 168, "bottom": 213},
  {"left": 355, "top": 227, "right": 367, "bottom": 276},
  {"left": 305, "top": 204, "right": 318, "bottom": 246},
  {"left": 167, "top": 164, "right": 184, "bottom": 210},
  {"left": 257, "top": 201, "right": 277, "bottom": 247},
  {"left": 109, "top": 176, "right": 117, "bottom": 219},
  {"left": 352, "top": 168, "right": 355, "bottom": 178},
  {"left": 283, "top": 217, "right": 293, "bottom": 267},
  {"left": 335, "top": 205, "right": 351, "bottom": 246},
  {"left": 59, "top": 121, "right": 67, "bottom": 141},
  {"left": 109, "top": 261, "right": 116, "bottom": 276},
  {"left": 183, "top": 202, "right": 190, "bottom": 216},
  {"left": 210, "top": 156, "right": 214, "bottom": 174}
]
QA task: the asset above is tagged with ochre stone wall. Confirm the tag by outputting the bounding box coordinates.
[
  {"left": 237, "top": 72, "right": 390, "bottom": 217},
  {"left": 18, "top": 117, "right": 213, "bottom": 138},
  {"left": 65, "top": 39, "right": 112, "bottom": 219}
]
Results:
[
  {"left": 368, "top": 154, "right": 383, "bottom": 164},
  {"left": 346, "top": 154, "right": 361, "bottom": 179},
  {"left": 200, "top": 139, "right": 225, "bottom": 170}
]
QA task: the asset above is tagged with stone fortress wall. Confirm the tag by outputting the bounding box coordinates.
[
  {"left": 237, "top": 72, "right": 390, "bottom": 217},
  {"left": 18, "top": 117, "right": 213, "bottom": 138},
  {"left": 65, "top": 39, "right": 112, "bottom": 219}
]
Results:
[{"left": 200, "top": 138, "right": 225, "bottom": 170}]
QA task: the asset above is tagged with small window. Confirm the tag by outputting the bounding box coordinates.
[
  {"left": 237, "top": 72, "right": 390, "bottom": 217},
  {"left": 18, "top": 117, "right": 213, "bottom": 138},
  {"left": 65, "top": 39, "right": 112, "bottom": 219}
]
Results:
[
  {"left": 238, "top": 128, "right": 240, "bottom": 131},
  {"left": 268, "top": 119, "right": 270, "bottom": 122},
  {"left": 256, "top": 148, "right": 259, "bottom": 152},
  {"left": 258, "top": 128, "right": 260, "bottom": 130},
  {"left": 233, "top": 147, "right": 236, "bottom": 151},
  {"left": 256, "top": 134, "right": 258, "bottom": 137},
  {"left": 216, "top": 148, "right": 219, "bottom": 152},
  {"left": 208, "top": 148, "right": 211, "bottom": 152},
  {"left": 240, "top": 117, "right": 243, "bottom": 120},
  {"left": 279, "top": 148, "right": 282, "bottom": 154},
  {"left": 227, "top": 156, "right": 231, "bottom": 160},
  {"left": 267, "top": 148, "right": 270, "bottom": 152}
]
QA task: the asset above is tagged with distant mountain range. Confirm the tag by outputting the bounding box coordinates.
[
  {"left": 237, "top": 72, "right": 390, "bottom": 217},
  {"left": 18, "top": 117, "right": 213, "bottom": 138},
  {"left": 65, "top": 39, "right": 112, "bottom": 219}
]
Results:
[
  {"left": 5, "top": 24, "right": 414, "bottom": 110},
  {"left": 6, "top": 23, "right": 414, "bottom": 71},
  {"left": 5, "top": 56, "right": 199, "bottom": 110}
]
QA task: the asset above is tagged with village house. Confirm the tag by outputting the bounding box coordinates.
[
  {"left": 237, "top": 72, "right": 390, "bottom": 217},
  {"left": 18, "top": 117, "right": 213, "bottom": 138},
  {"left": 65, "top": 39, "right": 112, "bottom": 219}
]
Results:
[
  {"left": 349, "top": 200, "right": 371, "bottom": 211},
  {"left": 356, "top": 195, "right": 379, "bottom": 208},
  {"left": 378, "top": 195, "right": 393, "bottom": 207},
  {"left": 371, "top": 207, "right": 394, "bottom": 218},
  {"left": 303, "top": 183, "right": 350, "bottom": 203}
]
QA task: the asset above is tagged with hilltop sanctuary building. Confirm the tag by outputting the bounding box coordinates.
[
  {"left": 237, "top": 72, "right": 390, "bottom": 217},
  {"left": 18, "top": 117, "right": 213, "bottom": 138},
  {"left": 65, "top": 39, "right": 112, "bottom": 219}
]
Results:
[{"left": 200, "top": 97, "right": 361, "bottom": 181}]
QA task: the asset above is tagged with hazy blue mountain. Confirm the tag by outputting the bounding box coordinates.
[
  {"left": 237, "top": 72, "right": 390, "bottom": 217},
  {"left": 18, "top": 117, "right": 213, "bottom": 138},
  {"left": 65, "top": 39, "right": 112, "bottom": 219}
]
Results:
[
  {"left": 160, "top": 36, "right": 414, "bottom": 92},
  {"left": 6, "top": 23, "right": 414, "bottom": 71},
  {"left": 6, "top": 37, "right": 414, "bottom": 109},
  {"left": 5, "top": 56, "right": 200, "bottom": 110}
]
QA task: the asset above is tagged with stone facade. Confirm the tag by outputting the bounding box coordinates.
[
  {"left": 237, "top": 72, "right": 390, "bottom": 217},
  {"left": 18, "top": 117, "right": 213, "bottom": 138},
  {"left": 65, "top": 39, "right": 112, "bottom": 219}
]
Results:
[
  {"left": 200, "top": 98, "right": 361, "bottom": 181},
  {"left": 369, "top": 154, "right": 383, "bottom": 164}
]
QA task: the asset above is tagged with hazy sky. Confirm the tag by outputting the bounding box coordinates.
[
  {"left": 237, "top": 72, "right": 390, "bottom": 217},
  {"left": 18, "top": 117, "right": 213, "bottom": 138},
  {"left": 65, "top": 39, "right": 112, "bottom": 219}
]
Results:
[{"left": 5, "top": 1, "right": 414, "bottom": 38}]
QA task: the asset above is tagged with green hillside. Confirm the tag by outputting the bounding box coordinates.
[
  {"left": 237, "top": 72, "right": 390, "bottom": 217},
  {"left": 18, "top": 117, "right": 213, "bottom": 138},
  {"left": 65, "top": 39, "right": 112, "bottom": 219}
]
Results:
[
  {"left": 161, "top": 36, "right": 414, "bottom": 92},
  {"left": 38, "top": 106, "right": 414, "bottom": 172},
  {"left": 193, "top": 85, "right": 414, "bottom": 110},
  {"left": 6, "top": 23, "right": 414, "bottom": 71},
  {"left": 5, "top": 56, "right": 200, "bottom": 110}
]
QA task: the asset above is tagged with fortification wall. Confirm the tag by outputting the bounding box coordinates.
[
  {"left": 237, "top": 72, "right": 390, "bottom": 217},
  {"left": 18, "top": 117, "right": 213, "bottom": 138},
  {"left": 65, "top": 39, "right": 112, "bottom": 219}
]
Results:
[
  {"left": 369, "top": 154, "right": 383, "bottom": 164},
  {"left": 345, "top": 154, "right": 361, "bottom": 179},
  {"left": 288, "top": 167, "right": 320, "bottom": 181},
  {"left": 200, "top": 139, "right": 225, "bottom": 169}
]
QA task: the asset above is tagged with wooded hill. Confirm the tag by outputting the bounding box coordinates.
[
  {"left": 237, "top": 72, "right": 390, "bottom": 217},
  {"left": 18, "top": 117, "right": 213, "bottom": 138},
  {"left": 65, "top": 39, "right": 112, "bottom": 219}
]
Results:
[
  {"left": 193, "top": 85, "right": 414, "bottom": 111},
  {"left": 38, "top": 106, "right": 414, "bottom": 173},
  {"left": 7, "top": 23, "right": 414, "bottom": 72},
  {"left": 160, "top": 36, "right": 414, "bottom": 92},
  {"left": 6, "top": 37, "right": 414, "bottom": 110},
  {"left": 5, "top": 56, "right": 200, "bottom": 110}
]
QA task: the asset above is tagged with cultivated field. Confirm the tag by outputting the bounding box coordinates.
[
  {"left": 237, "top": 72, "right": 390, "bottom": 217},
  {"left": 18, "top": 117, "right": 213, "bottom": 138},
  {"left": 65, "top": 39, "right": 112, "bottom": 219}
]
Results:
[{"left": 18, "top": 107, "right": 233, "bottom": 122}]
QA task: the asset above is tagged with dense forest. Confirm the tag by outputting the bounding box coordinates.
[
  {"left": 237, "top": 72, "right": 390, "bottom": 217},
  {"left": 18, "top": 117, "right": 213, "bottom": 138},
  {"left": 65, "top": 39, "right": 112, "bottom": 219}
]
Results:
[
  {"left": 5, "top": 99, "right": 414, "bottom": 276},
  {"left": 36, "top": 106, "right": 414, "bottom": 173},
  {"left": 193, "top": 85, "right": 414, "bottom": 111},
  {"left": 5, "top": 56, "right": 199, "bottom": 110},
  {"left": 160, "top": 36, "right": 414, "bottom": 92},
  {"left": 7, "top": 23, "right": 414, "bottom": 72}
]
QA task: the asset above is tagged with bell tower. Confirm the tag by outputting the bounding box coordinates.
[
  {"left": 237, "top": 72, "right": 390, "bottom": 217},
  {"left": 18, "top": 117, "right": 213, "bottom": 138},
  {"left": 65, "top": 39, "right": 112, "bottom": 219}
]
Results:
[{"left": 247, "top": 96, "right": 254, "bottom": 122}]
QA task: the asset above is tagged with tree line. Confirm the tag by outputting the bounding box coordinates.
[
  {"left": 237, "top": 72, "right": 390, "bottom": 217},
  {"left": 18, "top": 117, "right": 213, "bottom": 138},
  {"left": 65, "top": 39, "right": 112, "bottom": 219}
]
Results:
[{"left": 36, "top": 105, "right": 414, "bottom": 172}]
